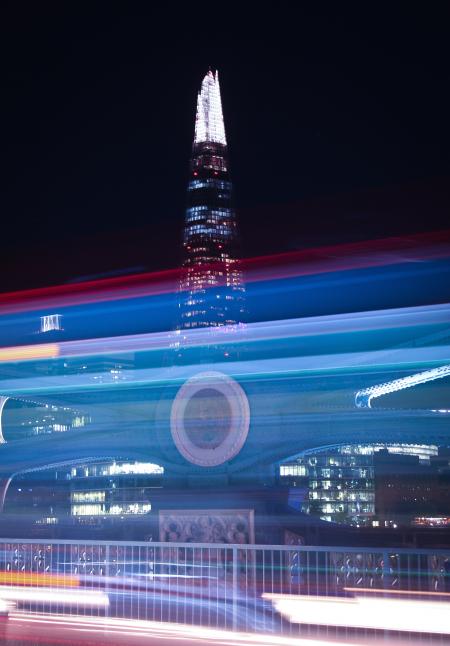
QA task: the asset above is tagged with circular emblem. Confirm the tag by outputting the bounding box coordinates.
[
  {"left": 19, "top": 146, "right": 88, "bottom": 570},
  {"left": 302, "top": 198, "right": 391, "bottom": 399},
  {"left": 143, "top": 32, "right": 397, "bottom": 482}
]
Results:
[{"left": 170, "top": 371, "right": 250, "bottom": 467}]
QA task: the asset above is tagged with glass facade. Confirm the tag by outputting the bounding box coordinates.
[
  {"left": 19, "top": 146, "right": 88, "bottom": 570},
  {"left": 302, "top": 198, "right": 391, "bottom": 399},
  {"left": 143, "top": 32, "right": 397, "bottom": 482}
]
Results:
[
  {"left": 1, "top": 399, "right": 89, "bottom": 442},
  {"left": 280, "top": 446, "right": 376, "bottom": 526},
  {"left": 61, "top": 461, "right": 163, "bottom": 517},
  {"left": 179, "top": 70, "right": 245, "bottom": 330},
  {"left": 307, "top": 449, "right": 375, "bottom": 524},
  {"left": 280, "top": 444, "right": 444, "bottom": 526}
]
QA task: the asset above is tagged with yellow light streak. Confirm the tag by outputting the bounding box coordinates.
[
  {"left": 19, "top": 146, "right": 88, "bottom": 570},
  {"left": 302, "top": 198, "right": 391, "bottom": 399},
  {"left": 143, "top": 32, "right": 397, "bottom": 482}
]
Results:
[
  {"left": 0, "top": 344, "right": 59, "bottom": 363},
  {"left": 0, "top": 571, "right": 78, "bottom": 588}
]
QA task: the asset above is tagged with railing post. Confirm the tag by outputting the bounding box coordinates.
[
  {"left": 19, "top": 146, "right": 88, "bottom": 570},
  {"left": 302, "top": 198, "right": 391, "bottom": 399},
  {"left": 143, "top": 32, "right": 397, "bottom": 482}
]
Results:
[
  {"left": 232, "top": 546, "right": 238, "bottom": 631},
  {"left": 105, "top": 544, "right": 110, "bottom": 617},
  {"left": 382, "top": 551, "right": 390, "bottom": 590}
]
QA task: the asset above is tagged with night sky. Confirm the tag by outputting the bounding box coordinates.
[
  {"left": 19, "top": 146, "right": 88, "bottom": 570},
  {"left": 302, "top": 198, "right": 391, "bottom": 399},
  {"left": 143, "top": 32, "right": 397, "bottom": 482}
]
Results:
[{"left": 3, "top": 4, "right": 450, "bottom": 291}]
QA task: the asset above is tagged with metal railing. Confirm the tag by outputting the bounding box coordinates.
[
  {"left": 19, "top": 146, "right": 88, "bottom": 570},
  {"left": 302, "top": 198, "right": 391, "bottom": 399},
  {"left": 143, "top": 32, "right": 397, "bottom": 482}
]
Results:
[{"left": 0, "top": 538, "right": 449, "bottom": 636}]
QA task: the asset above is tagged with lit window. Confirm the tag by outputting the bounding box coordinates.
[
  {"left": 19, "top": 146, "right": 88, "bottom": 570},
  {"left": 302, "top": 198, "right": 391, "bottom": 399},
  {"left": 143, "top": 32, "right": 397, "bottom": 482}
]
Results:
[
  {"left": 40, "top": 314, "right": 62, "bottom": 333},
  {"left": 71, "top": 504, "right": 105, "bottom": 516},
  {"left": 188, "top": 179, "right": 231, "bottom": 191},
  {"left": 72, "top": 491, "right": 105, "bottom": 503}
]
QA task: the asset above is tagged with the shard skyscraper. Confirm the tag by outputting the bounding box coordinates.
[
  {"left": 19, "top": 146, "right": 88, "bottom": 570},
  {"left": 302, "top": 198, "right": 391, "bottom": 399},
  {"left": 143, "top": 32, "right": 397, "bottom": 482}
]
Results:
[{"left": 178, "top": 70, "right": 245, "bottom": 331}]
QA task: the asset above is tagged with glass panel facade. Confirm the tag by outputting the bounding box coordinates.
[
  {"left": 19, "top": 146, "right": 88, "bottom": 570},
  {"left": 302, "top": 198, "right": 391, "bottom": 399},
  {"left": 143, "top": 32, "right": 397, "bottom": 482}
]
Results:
[{"left": 178, "top": 71, "right": 245, "bottom": 332}]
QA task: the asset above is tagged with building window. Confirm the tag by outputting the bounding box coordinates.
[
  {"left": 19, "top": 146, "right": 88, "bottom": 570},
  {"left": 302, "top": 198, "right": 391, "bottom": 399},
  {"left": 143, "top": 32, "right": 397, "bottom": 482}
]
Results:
[
  {"left": 40, "top": 314, "right": 62, "bottom": 333},
  {"left": 72, "top": 504, "right": 105, "bottom": 516}
]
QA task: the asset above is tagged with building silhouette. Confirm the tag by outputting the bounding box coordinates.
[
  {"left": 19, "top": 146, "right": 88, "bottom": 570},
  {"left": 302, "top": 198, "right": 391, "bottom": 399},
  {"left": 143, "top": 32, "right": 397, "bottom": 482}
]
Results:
[{"left": 178, "top": 70, "right": 245, "bottom": 330}]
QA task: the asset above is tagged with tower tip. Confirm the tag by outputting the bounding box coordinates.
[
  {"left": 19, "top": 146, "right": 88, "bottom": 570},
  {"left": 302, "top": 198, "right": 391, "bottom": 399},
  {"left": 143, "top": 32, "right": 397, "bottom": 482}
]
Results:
[{"left": 194, "top": 69, "right": 226, "bottom": 146}]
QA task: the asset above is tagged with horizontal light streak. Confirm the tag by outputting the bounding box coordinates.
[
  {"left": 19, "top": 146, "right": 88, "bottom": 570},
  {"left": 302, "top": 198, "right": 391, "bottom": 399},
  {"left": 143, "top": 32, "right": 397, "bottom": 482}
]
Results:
[
  {"left": 0, "top": 584, "right": 109, "bottom": 607},
  {"left": 356, "top": 364, "right": 450, "bottom": 407},
  {"left": 1, "top": 229, "right": 448, "bottom": 314},
  {"left": 345, "top": 586, "right": 450, "bottom": 597},
  {"left": 0, "top": 571, "right": 79, "bottom": 587},
  {"left": 1, "top": 342, "right": 449, "bottom": 395},
  {"left": 0, "top": 344, "right": 59, "bottom": 363},
  {"left": 0, "top": 302, "right": 448, "bottom": 364},
  {"left": 57, "top": 302, "right": 450, "bottom": 357},
  {"left": 264, "top": 592, "right": 450, "bottom": 635},
  {"left": 9, "top": 611, "right": 352, "bottom": 645}
]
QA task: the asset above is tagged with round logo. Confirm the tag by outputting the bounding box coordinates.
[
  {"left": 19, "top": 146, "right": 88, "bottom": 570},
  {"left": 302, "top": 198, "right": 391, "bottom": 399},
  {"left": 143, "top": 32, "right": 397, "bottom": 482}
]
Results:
[{"left": 170, "top": 371, "right": 250, "bottom": 467}]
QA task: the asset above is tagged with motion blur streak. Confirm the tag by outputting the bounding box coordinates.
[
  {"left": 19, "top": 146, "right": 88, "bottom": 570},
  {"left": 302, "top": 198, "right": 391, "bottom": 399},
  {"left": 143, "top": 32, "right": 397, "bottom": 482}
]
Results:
[
  {"left": 355, "top": 363, "right": 450, "bottom": 407},
  {"left": 0, "top": 344, "right": 59, "bottom": 362},
  {"left": 0, "top": 301, "right": 448, "bottom": 366},
  {"left": 0, "top": 571, "right": 79, "bottom": 587},
  {"left": 7, "top": 612, "right": 360, "bottom": 646},
  {"left": 0, "top": 585, "right": 108, "bottom": 606},
  {"left": 264, "top": 592, "right": 450, "bottom": 635},
  {"left": 0, "top": 230, "right": 448, "bottom": 314},
  {"left": 345, "top": 587, "right": 450, "bottom": 598}
]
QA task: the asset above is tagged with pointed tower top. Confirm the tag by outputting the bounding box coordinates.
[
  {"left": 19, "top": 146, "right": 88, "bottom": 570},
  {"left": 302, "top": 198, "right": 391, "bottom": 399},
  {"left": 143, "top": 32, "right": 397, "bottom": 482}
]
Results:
[{"left": 194, "top": 70, "right": 227, "bottom": 146}]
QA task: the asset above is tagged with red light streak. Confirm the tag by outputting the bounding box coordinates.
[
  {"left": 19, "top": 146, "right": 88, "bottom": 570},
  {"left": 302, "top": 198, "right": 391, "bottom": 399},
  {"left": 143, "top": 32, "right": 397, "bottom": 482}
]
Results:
[{"left": 0, "top": 230, "right": 448, "bottom": 315}]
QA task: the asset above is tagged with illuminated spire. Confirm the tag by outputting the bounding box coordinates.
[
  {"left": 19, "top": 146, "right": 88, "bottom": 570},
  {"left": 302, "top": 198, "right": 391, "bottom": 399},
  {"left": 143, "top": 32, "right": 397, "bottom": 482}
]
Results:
[
  {"left": 179, "top": 70, "right": 245, "bottom": 333},
  {"left": 194, "top": 70, "right": 227, "bottom": 145}
]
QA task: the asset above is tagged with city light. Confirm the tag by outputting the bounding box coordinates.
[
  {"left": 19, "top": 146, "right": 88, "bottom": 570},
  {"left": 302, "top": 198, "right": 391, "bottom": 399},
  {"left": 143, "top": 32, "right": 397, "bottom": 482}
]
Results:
[
  {"left": 1, "top": 56, "right": 450, "bottom": 646},
  {"left": 264, "top": 591, "right": 450, "bottom": 635},
  {"left": 0, "top": 344, "right": 59, "bottom": 363},
  {"left": 355, "top": 364, "right": 450, "bottom": 408},
  {"left": 194, "top": 71, "right": 227, "bottom": 145},
  {"left": 0, "top": 585, "right": 109, "bottom": 607}
]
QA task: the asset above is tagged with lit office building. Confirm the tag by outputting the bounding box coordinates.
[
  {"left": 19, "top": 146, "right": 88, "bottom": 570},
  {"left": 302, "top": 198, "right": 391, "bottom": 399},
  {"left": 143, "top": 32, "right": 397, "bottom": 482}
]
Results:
[
  {"left": 179, "top": 70, "right": 245, "bottom": 330},
  {"left": 0, "top": 398, "right": 89, "bottom": 442},
  {"left": 306, "top": 446, "right": 375, "bottom": 525},
  {"left": 6, "top": 461, "right": 164, "bottom": 528},
  {"left": 280, "top": 446, "right": 375, "bottom": 526},
  {"left": 61, "top": 461, "right": 164, "bottom": 518},
  {"left": 280, "top": 444, "right": 441, "bottom": 526}
]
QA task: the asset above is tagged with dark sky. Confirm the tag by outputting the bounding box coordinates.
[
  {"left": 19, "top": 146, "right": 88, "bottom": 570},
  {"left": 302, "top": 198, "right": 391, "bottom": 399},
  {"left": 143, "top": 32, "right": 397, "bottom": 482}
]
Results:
[{"left": 3, "top": 4, "right": 450, "bottom": 291}]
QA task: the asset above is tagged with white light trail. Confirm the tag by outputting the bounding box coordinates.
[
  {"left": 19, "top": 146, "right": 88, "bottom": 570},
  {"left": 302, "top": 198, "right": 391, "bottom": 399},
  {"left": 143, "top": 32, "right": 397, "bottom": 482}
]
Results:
[
  {"left": 264, "top": 592, "right": 450, "bottom": 635},
  {"left": 0, "top": 396, "right": 8, "bottom": 444},
  {"left": 0, "top": 585, "right": 109, "bottom": 607},
  {"left": 9, "top": 611, "right": 357, "bottom": 645},
  {"left": 0, "top": 302, "right": 449, "bottom": 363},
  {"left": 355, "top": 364, "right": 450, "bottom": 408}
]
